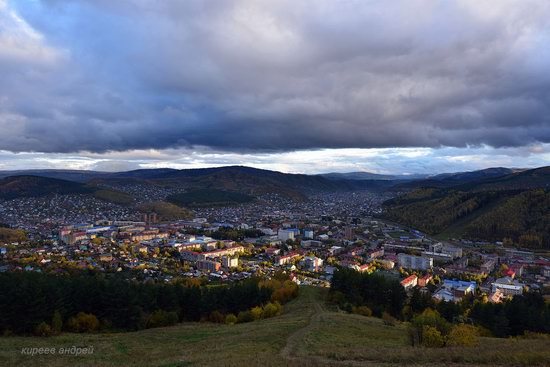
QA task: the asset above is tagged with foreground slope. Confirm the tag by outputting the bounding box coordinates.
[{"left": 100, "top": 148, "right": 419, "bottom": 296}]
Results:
[{"left": 1, "top": 287, "right": 550, "bottom": 367}]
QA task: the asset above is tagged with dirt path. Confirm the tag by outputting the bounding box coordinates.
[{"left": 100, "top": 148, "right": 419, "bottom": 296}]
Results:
[
  {"left": 279, "top": 292, "right": 475, "bottom": 367},
  {"left": 279, "top": 297, "right": 323, "bottom": 361},
  {"left": 279, "top": 292, "right": 379, "bottom": 366}
]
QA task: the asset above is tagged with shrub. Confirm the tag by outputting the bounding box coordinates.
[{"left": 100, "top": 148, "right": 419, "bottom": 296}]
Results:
[
  {"left": 66, "top": 312, "right": 100, "bottom": 333},
  {"left": 52, "top": 311, "right": 63, "bottom": 335},
  {"left": 382, "top": 311, "right": 397, "bottom": 326},
  {"left": 209, "top": 310, "right": 225, "bottom": 324},
  {"left": 225, "top": 314, "right": 237, "bottom": 325},
  {"left": 34, "top": 322, "right": 53, "bottom": 337},
  {"left": 327, "top": 290, "right": 345, "bottom": 305},
  {"left": 262, "top": 302, "right": 282, "bottom": 319},
  {"left": 237, "top": 310, "right": 254, "bottom": 323},
  {"left": 411, "top": 309, "right": 450, "bottom": 335},
  {"left": 401, "top": 305, "right": 413, "bottom": 321},
  {"left": 447, "top": 324, "right": 479, "bottom": 347},
  {"left": 476, "top": 325, "right": 493, "bottom": 337},
  {"left": 271, "top": 281, "right": 299, "bottom": 304},
  {"left": 352, "top": 306, "right": 373, "bottom": 317},
  {"left": 407, "top": 324, "right": 421, "bottom": 346},
  {"left": 422, "top": 325, "right": 445, "bottom": 348},
  {"left": 146, "top": 310, "right": 179, "bottom": 329},
  {"left": 521, "top": 331, "right": 550, "bottom": 340},
  {"left": 271, "top": 288, "right": 291, "bottom": 304},
  {"left": 250, "top": 306, "right": 263, "bottom": 320}
]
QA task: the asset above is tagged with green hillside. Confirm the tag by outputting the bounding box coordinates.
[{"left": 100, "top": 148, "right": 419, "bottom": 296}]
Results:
[
  {"left": 0, "top": 175, "right": 134, "bottom": 206},
  {"left": 138, "top": 201, "right": 194, "bottom": 220},
  {"left": 167, "top": 189, "right": 255, "bottom": 207},
  {"left": 383, "top": 188, "right": 550, "bottom": 248},
  {"left": 0, "top": 166, "right": 356, "bottom": 200},
  {"left": 0, "top": 176, "right": 92, "bottom": 199},
  {"left": 2, "top": 287, "right": 550, "bottom": 367},
  {"left": 0, "top": 227, "right": 26, "bottom": 243},
  {"left": 92, "top": 189, "right": 134, "bottom": 206}
]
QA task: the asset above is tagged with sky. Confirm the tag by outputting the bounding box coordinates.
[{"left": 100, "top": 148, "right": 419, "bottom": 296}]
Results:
[{"left": 0, "top": 0, "right": 549, "bottom": 174}]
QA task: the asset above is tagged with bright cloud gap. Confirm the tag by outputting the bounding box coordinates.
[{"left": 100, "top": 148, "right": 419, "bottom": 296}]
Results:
[{"left": 0, "top": 144, "right": 548, "bottom": 175}]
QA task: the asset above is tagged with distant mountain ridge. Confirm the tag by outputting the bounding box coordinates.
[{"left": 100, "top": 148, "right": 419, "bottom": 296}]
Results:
[
  {"left": 0, "top": 165, "right": 547, "bottom": 200},
  {"left": 0, "top": 166, "right": 354, "bottom": 202},
  {"left": 320, "top": 171, "right": 429, "bottom": 181},
  {"left": 392, "top": 167, "right": 524, "bottom": 191},
  {"left": 429, "top": 167, "right": 521, "bottom": 181}
]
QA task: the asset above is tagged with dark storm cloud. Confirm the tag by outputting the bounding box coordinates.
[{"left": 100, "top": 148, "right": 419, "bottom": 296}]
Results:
[{"left": 1, "top": 0, "right": 550, "bottom": 153}]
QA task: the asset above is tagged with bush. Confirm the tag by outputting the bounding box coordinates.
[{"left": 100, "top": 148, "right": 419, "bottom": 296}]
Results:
[
  {"left": 52, "top": 311, "right": 63, "bottom": 335},
  {"left": 352, "top": 306, "right": 373, "bottom": 317},
  {"left": 422, "top": 325, "right": 445, "bottom": 348},
  {"left": 382, "top": 311, "right": 397, "bottom": 326},
  {"left": 520, "top": 331, "right": 550, "bottom": 340},
  {"left": 146, "top": 310, "right": 179, "bottom": 329},
  {"left": 250, "top": 306, "right": 263, "bottom": 320},
  {"left": 262, "top": 302, "right": 282, "bottom": 319},
  {"left": 66, "top": 312, "right": 100, "bottom": 333},
  {"left": 209, "top": 310, "right": 225, "bottom": 324},
  {"left": 327, "top": 290, "right": 346, "bottom": 305},
  {"left": 476, "top": 325, "right": 493, "bottom": 337},
  {"left": 34, "top": 322, "right": 53, "bottom": 337},
  {"left": 237, "top": 310, "right": 254, "bottom": 323},
  {"left": 225, "top": 314, "right": 237, "bottom": 325},
  {"left": 447, "top": 324, "right": 479, "bottom": 347},
  {"left": 411, "top": 309, "right": 450, "bottom": 335}
]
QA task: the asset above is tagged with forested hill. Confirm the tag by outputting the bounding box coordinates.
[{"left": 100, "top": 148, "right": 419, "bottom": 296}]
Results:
[
  {"left": 0, "top": 176, "right": 133, "bottom": 205},
  {"left": 0, "top": 166, "right": 361, "bottom": 201},
  {"left": 382, "top": 167, "right": 550, "bottom": 248},
  {"left": 0, "top": 176, "right": 92, "bottom": 199},
  {"left": 391, "top": 167, "right": 523, "bottom": 191}
]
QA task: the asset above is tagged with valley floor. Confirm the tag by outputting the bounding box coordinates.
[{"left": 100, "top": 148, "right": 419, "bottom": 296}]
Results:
[{"left": 1, "top": 287, "right": 550, "bottom": 367}]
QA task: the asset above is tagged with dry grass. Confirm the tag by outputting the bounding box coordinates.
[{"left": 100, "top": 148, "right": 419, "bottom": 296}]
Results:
[
  {"left": 302, "top": 312, "right": 550, "bottom": 366},
  {"left": 1, "top": 286, "right": 550, "bottom": 367}
]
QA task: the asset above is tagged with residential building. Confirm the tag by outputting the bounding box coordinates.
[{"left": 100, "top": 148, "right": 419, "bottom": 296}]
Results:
[
  {"left": 421, "top": 251, "right": 453, "bottom": 263},
  {"left": 304, "top": 256, "right": 323, "bottom": 272},
  {"left": 278, "top": 229, "right": 295, "bottom": 241},
  {"left": 277, "top": 252, "right": 300, "bottom": 266},
  {"left": 481, "top": 258, "right": 497, "bottom": 274},
  {"left": 492, "top": 276, "right": 524, "bottom": 296},
  {"left": 398, "top": 253, "right": 433, "bottom": 270},
  {"left": 344, "top": 227, "right": 354, "bottom": 240},
  {"left": 401, "top": 275, "right": 418, "bottom": 290},
  {"left": 196, "top": 259, "right": 221, "bottom": 272},
  {"left": 222, "top": 256, "right": 239, "bottom": 269},
  {"left": 418, "top": 274, "right": 432, "bottom": 287}
]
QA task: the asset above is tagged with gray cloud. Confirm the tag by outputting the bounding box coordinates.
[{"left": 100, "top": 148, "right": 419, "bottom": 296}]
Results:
[{"left": 1, "top": 0, "right": 550, "bottom": 154}]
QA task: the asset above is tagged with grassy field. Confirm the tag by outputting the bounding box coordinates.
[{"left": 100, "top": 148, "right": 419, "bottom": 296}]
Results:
[
  {"left": 1, "top": 287, "right": 550, "bottom": 367},
  {"left": 303, "top": 312, "right": 550, "bottom": 366}
]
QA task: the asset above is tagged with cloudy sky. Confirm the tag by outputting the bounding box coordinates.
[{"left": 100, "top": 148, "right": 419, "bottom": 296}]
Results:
[{"left": 0, "top": 0, "right": 549, "bottom": 174}]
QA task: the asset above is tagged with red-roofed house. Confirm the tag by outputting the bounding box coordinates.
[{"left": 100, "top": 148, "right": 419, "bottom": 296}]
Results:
[
  {"left": 418, "top": 274, "right": 433, "bottom": 287},
  {"left": 277, "top": 252, "right": 300, "bottom": 266},
  {"left": 357, "top": 264, "right": 370, "bottom": 273},
  {"left": 400, "top": 275, "right": 418, "bottom": 290}
]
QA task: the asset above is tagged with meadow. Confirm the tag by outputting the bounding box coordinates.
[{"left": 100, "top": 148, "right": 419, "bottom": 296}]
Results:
[{"left": 1, "top": 286, "right": 550, "bottom": 366}]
